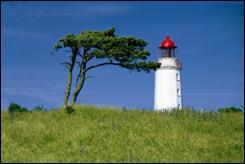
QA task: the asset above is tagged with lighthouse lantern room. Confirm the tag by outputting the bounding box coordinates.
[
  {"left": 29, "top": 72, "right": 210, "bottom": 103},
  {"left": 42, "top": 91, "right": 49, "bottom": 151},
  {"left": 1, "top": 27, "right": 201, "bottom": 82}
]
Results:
[{"left": 154, "top": 35, "right": 182, "bottom": 111}]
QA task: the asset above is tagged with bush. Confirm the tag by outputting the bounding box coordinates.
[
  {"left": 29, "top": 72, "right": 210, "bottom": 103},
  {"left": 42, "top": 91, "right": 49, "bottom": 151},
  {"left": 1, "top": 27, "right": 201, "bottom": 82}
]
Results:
[
  {"left": 8, "top": 103, "right": 22, "bottom": 113},
  {"left": 64, "top": 105, "right": 75, "bottom": 114},
  {"left": 33, "top": 105, "right": 46, "bottom": 112},
  {"left": 218, "top": 106, "right": 242, "bottom": 113},
  {"left": 19, "top": 107, "right": 28, "bottom": 112},
  {"left": 8, "top": 103, "right": 28, "bottom": 113}
]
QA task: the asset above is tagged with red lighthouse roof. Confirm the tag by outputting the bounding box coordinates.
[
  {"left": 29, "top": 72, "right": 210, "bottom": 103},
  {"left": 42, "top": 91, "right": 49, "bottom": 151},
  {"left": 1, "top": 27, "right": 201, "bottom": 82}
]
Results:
[{"left": 160, "top": 35, "right": 176, "bottom": 48}]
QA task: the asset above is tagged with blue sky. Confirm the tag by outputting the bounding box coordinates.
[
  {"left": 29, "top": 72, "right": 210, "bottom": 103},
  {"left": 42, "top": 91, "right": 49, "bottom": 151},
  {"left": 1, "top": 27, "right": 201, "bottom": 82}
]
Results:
[{"left": 1, "top": 1, "right": 244, "bottom": 110}]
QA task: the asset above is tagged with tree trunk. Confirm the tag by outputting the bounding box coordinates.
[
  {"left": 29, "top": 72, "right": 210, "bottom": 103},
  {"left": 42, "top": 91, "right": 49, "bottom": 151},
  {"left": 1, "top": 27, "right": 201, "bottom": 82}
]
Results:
[
  {"left": 71, "top": 61, "right": 86, "bottom": 105},
  {"left": 63, "top": 48, "right": 78, "bottom": 107},
  {"left": 63, "top": 70, "right": 73, "bottom": 107}
]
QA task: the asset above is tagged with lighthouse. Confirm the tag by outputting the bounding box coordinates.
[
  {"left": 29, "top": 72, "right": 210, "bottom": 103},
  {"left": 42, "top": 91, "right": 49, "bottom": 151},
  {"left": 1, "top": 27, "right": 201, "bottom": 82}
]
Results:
[{"left": 154, "top": 35, "right": 182, "bottom": 111}]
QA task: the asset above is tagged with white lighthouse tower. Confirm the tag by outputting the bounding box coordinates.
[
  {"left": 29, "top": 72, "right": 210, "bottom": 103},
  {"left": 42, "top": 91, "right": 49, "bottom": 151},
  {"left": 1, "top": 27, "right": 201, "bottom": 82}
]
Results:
[{"left": 154, "top": 35, "right": 182, "bottom": 111}]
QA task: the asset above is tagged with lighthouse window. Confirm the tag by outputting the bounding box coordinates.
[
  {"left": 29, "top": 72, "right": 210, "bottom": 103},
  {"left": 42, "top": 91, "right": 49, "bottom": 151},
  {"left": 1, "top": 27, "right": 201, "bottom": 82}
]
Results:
[
  {"left": 177, "top": 89, "right": 181, "bottom": 96},
  {"left": 176, "top": 73, "right": 180, "bottom": 81}
]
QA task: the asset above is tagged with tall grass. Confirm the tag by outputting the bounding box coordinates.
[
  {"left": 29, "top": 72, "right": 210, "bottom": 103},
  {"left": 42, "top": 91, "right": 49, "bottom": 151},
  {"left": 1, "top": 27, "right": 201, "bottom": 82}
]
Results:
[{"left": 1, "top": 105, "right": 244, "bottom": 162}]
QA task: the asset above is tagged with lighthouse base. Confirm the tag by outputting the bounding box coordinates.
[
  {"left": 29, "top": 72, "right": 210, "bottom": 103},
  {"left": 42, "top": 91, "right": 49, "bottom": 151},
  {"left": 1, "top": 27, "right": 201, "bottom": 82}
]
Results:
[{"left": 154, "top": 57, "right": 182, "bottom": 111}]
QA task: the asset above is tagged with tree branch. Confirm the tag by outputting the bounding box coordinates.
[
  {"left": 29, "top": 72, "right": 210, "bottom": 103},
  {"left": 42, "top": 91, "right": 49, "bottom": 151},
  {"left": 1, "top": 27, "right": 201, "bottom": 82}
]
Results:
[
  {"left": 60, "top": 62, "right": 72, "bottom": 69},
  {"left": 85, "top": 62, "right": 125, "bottom": 73},
  {"left": 75, "top": 48, "right": 89, "bottom": 87},
  {"left": 78, "top": 50, "right": 83, "bottom": 58},
  {"left": 75, "top": 71, "right": 81, "bottom": 87},
  {"left": 86, "top": 55, "right": 94, "bottom": 62},
  {"left": 83, "top": 47, "right": 90, "bottom": 58}
]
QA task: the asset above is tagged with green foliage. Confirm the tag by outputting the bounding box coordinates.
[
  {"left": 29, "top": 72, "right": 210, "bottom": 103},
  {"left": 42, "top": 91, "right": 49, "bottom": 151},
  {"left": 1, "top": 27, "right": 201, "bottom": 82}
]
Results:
[
  {"left": 1, "top": 105, "right": 244, "bottom": 163},
  {"left": 53, "top": 27, "right": 161, "bottom": 72},
  {"left": 20, "top": 107, "right": 28, "bottom": 112},
  {"left": 64, "top": 105, "right": 75, "bottom": 114},
  {"left": 218, "top": 106, "right": 243, "bottom": 113},
  {"left": 52, "top": 27, "right": 161, "bottom": 106},
  {"left": 32, "top": 106, "right": 47, "bottom": 112},
  {"left": 8, "top": 103, "right": 28, "bottom": 113},
  {"left": 8, "top": 103, "right": 21, "bottom": 113}
]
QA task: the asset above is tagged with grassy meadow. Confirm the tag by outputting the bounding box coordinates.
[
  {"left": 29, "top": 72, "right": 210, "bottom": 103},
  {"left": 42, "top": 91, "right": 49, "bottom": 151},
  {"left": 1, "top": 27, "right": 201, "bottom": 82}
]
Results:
[{"left": 1, "top": 105, "right": 244, "bottom": 163}]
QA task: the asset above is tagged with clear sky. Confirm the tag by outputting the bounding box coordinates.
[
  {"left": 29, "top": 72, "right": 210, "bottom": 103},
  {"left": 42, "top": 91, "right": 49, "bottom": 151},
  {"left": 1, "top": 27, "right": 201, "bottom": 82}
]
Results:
[{"left": 1, "top": 1, "right": 244, "bottom": 110}]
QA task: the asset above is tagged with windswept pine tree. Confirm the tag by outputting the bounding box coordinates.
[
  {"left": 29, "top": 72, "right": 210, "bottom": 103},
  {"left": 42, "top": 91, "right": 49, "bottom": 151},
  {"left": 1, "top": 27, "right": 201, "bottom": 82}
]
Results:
[{"left": 52, "top": 28, "right": 161, "bottom": 107}]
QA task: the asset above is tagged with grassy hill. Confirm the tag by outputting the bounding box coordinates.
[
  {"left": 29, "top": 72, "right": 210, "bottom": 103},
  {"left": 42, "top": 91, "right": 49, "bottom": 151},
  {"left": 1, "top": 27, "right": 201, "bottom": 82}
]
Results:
[{"left": 1, "top": 105, "right": 244, "bottom": 163}]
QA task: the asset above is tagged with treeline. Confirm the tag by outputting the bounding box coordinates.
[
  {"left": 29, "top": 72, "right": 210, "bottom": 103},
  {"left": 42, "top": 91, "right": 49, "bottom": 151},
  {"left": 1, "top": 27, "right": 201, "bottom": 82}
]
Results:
[
  {"left": 6, "top": 102, "right": 244, "bottom": 113},
  {"left": 7, "top": 103, "right": 56, "bottom": 113}
]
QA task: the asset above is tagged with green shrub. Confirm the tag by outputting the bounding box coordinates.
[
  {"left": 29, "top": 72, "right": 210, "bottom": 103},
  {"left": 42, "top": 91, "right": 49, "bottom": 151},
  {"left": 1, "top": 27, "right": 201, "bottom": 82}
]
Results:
[
  {"left": 8, "top": 103, "right": 28, "bottom": 113},
  {"left": 33, "top": 105, "right": 46, "bottom": 112},
  {"left": 8, "top": 103, "right": 22, "bottom": 113},
  {"left": 218, "top": 106, "right": 242, "bottom": 113},
  {"left": 19, "top": 107, "right": 28, "bottom": 112},
  {"left": 65, "top": 105, "right": 75, "bottom": 114}
]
